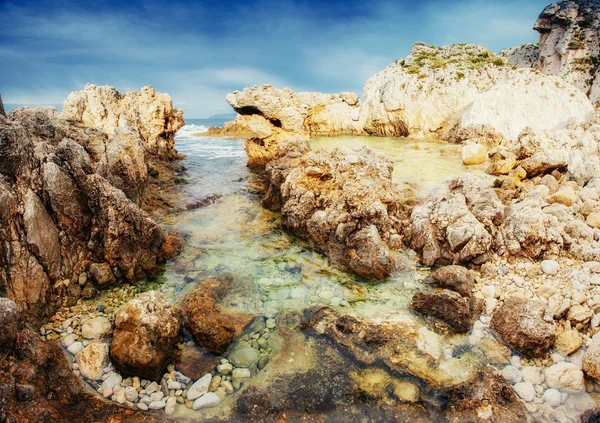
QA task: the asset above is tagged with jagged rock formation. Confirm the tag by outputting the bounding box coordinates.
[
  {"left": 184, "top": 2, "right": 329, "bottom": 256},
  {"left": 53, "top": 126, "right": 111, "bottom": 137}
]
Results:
[
  {"left": 501, "top": 44, "right": 540, "bottom": 68},
  {"left": 221, "top": 85, "right": 362, "bottom": 167},
  {"left": 263, "top": 146, "right": 412, "bottom": 279},
  {"left": 0, "top": 106, "right": 178, "bottom": 321},
  {"left": 406, "top": 175, "right": 505, "bottom": 266},
  {"left": 535, "top": 0, "right": 600, "bottom": 105},
  {"left": 0, "top": 94, "right": 6, "bottom": 118},
  {"left": 63, "top": 84, "right": 185, "bottom": 159},
  {"left": 360, "top": 43, "right": 593, "bottom": 141}
]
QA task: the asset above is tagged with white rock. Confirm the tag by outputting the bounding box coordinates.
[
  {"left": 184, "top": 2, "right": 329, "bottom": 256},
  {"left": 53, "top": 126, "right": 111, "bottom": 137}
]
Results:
[
  {"left": 102, "top": 372, "right": 123, "bottom": 391},
  {"left": 485, "top": 297, "right": 498, "bottom": 314},
  {"left": 543, "top": 389, "right": 562, "bottom": 407},
  {"left": 137, "top": 403, "right": 149, "bottom": 411},
  {"left": 146, "top": 381, "right": 159, "bottom": 394},
  {"left": 461, "top": 144, "right": 487, "bottom": 165},
  {"left": 187, "top": 374, "right": 212, "bottom": 401},
  {"left": 165, "top": 397, "right": 177, "bottom": 415},
  {"left": 481, "top": 285, "right": 496, "bottom": 299},
  {"left": 61, "top": 334, "right": 76, "bottom": 348},
  {"left": 541, "top": 260, "right": 560, "bottom": 275},
  {"left": 125, "top": 386, "right": 139, "bottom": 402},
  {"left": 514, "top": 382, "right": 535, "bottom": 402},
  {"left": 76, "top": 342, "right": 108, "bottom": 381},
  {"left": 192, "top": 392, "right": 221, "bottom": 410},
  {"left": 150, "top": 392, "right": 164, "bottom": 401},
  {"left": 148, "top": 400, "right": 166, "bottom": 410},
  {"left": 113, "top": 386, "right": 126, "bottom": 404},
  {"left": 167, "top": 380, "right": 183, "bottom": 391},
  {"left": 510, "top": 355, "right": 522, "bottom": 369},
  {"left": 521, "top": 366, "right": 542, "bottom": 385},
  {"left": 544, "top": 362, "right": 584, "bottom": 392},
  {"left": 81, "top": 317, "right": 112, "bottom": 340},
  {"left": 67, "top": 341, "right": 83, "bottom": 355},
  {"left": 217, "top": 363, "right": 233, "bottom": 375},
  {"left": 501, "top": 365, "right": 522, "bottom": 384}
]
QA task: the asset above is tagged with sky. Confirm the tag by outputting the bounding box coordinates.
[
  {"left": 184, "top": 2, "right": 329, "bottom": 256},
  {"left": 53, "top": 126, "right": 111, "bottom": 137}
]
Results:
[{"left": 0, "top": 0, "right": 550, "bottom": 118}]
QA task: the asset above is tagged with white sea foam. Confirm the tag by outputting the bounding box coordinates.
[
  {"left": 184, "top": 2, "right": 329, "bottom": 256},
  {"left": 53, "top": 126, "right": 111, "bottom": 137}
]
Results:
[
  {"left": 175, "top": 124, "right": 210, "bottom": 140},
  {"left": 175, "top": 135, "right": 245, "bottom": 160}
]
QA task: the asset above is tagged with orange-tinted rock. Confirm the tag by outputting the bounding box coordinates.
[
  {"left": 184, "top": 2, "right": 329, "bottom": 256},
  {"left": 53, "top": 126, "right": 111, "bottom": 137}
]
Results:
[
  {"left": 179, "top": 277, "right": 254, "bottom": 355},
  {"left": 110, "top": 291, "right": 182, "bottom": 380},
  {"left": 174, "top": 343, "right": 220, "bottom": 381}
]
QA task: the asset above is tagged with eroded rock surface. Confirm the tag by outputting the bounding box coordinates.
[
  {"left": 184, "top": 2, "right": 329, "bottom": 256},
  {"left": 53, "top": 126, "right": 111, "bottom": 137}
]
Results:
[
  {"left": 264, "top": 146, "right": 411, "bottom": 279},
  {"left": 0, "top": 106, "right": 177, "bottom": 321},
  {"left": 63, "top": 83, "right": 185, "bottom": 158},
  {"left": 110, "top": 291, "right": 182, "bottom": 380},
  {"left": 179, "top": 277, "right": 254, "bottom": 354},
  {"left": 491, "top": 297, "right": 556, "bottom": 357}
]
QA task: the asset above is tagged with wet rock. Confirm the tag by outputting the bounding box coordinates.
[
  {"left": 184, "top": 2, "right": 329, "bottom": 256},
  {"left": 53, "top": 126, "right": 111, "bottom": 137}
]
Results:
[
  {"left": 187, "top": 374, "right": 212, "bottom": 401},
  {"left": 179, "top": 276, "right": 254, "bottom": 355},
  {"left": 544, "top": 362, "right": 584, "bottom": 393},
  {"left": 430, "top": 265, "right": 475, "bottom": 298},
  {"left": 501, "top": 366, "right": 522, "bottom": 384},
  {"left": 89, "top": 263, "right": 116, "bottom": 287},
  {"left": 192, "top": 392, "right": 221, "bottom": 410},
  {"left": 491, "top": 297, "right": 556, "bottom": 357},
  {"left": 110, "top": 291, "right": 182, "bottom": 380},
  {"left": 81, "top": 316, "right": 112, "bottom": 340},
  {"left": 410, "top": 289, "right": 481, "bottom": 333},
  {"left": 174, "top": 343, "right": 219, "bottom": 381},
  {"left": 513, "top": 381, "right": 535, "bottom": 402},
  {"left": 228, "top": 341, "right": 261, "bottom": 369},
  {"left": 0, "top": 298, "right": 18, "bottom": 352},
  {"left": 543, "top": 388, "right": 561, "bottom": 407},
  {"left": 76, "top": 342, "right": 108, "bottom": 381}
]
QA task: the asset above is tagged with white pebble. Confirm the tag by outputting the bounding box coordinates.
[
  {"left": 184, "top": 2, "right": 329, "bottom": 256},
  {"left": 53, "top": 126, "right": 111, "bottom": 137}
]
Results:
[
  {"left": 514, "top": 382, "right": 535, "bottom": 402},
  {"left": 541, "top": 260, "right": 560, "bottom": 275},
  {"left": 192, "top": 392, "right": 221, "bottom": 410},
  {"left": 543, "top": 389, "right": 561, "bottom": 407},
  {"left": 148, "top": 400, "right": 166, "bottom": 410},
  {"left": 501, "top": 365, "right": 522, "bottom": 384}
]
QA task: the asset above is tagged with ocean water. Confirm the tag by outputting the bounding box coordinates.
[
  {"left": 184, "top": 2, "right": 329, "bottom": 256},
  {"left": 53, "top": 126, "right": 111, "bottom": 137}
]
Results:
[{"left": 177, "top": 117, "right": 231, "bottom": 138}]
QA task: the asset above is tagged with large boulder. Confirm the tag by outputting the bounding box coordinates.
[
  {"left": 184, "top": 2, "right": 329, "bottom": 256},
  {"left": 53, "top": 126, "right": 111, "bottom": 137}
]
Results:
[
  {"left": 405, "top": 175, "right": 504, "bottom": 266},
  {"left": 0, "top": 106, "right": 177, "bottom": 320},
  {"left": 179, "top": 277, "right": 254, "bottom": 355},
  {"left": 264, "top": 146, "right": 410, "bottom": 279},
  {"left": 223, "top": 85, "right": 362, "bottom": 167},
  {"left": 535, "top": 0, "right": 600, "bottom": 105},
  {"left": 491, "top": 297, "right": 556, "bottom": 357},
  {"left": 110, "top": 291, "right": 182, "bottom": 380},
  {"left": 63, "top": 84, "right": 185, "bottom": 158}
]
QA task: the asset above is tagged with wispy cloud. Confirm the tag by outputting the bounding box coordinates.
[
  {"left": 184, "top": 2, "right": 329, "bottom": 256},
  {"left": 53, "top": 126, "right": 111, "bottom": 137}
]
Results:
[{"left": 0, "top": 0, "right": 549, "bottom": 117}]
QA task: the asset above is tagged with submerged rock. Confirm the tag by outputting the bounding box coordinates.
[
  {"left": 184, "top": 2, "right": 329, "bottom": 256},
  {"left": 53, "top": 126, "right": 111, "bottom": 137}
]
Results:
[
  {"left": 76, "top": 342, "right": 108, "bottom": 381},
  {"left": 110, "top": 291, "right": 182, "bottom": 380},
  {"left": 411, "top": 289, "right": 482, "bottom": 333},
  {"left": 491, "top": 297, "right": 556, "bottom": 357},
  {"left": 179, "top": 276, "right": 254, "bottom": 354}
]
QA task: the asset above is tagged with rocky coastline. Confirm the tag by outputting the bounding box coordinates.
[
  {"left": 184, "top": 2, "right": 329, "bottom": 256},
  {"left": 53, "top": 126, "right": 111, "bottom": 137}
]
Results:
[{"left": 5, "top": 1, "right": 600, "bottom": 422}]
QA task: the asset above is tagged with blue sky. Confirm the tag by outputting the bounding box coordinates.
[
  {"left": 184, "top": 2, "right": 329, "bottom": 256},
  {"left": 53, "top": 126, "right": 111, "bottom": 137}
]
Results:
[{"left": 1, "top": 0, "right": 549, "bottom": 118}]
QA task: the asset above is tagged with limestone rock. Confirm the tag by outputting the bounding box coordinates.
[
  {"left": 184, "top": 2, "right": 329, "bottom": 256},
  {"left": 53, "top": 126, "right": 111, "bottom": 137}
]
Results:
[
  {"left": 544, "top": 362, "right": 584, "bottom": 392},
  {"left": 583, "top": 333, "right": 600, "bottom": 380},
  {"left": 179, "top": 276, "right": 254, "bottom": 355},
  {"left": 554, "top": 329, "right": 583, "bottom": 355},
  {"left": 461, "top": 144, "right": 487, "bottom": 165},
  {"left": 406, "top": 175, "right": 504, "bottom": 266},
  {"left": 110, "top": 291, "right": 182, "bottom": 380},
  {"left": 535, "top": 0, "right": 600, "bottom": 105},
  {"left": 187, "top": 373, "right": 212, "bottom": 401},
  {"left": 501, "top": 44, "right": 540, "bottom": 68},
  {"left": 264, "top": 146, "right": 410, "bottom": 279},
  {"left": 491, "top": 297, "right": 556, "bottom": 357},
  {"left": 63, "top": 84, "right": 185, "bottom": 158},
  {"left": 0, "top": 106, "right": 175, "bottom": 321},
  {"left": 76, "top": 342, "right": 108, "bottom": 381},
  {"left": 430, "top": 265, "right": 475, "bottom": 298},
  {"left": 81, "top": 316, "right": 112, "bottom": 339}
]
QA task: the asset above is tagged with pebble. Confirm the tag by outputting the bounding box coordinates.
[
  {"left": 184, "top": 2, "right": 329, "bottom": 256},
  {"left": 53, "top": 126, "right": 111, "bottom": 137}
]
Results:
[
  {"left": 501, "top": 365, "right": 522, "bottom": 384},
  {"left": 541, "top": 260, "right": 560, "bottom": 275},
  {"left": 137, "top": 403, "right": 149, "bottom": 411},
  {"left": 510, "top": 356, "right": 522, "bottom": 369},
  {"left": 192, "top": 392, "right": 221, "bottom": 410},
  {"left": 125, "top": 386, "right": 139, "bottom": 402},
  {"left": 481, "top": 285, "right": 496, "bottom": 299},
  {"left": 521, "top": 366, "right": 542, "bottom": 385},
  {"left": 266, "top": 319, "right": 276, "bottom": 329},
  {"left": 67, "top": 342, "right": 83, "bottom": 355},
  {"left": 149, "top": 400, "right": 166, "bottom": 410},
  {"left": 514, "top": 382, "right": 535, "bottom": 402},
  {"left": 217, "top": 363, "right": 233, "bottom": 375},
  {"left": 187, "top": 374, "right": 212, "bottom": 401},
  {"left": 165, "top": 397, "right": 177, "bottom": 415},
  {"left": 102, "top": 372, "right": 122, "bottom": 391},
  {"left": 543, "top": 389, "right": 562, "bottom": 407}
]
